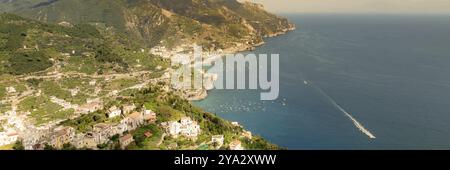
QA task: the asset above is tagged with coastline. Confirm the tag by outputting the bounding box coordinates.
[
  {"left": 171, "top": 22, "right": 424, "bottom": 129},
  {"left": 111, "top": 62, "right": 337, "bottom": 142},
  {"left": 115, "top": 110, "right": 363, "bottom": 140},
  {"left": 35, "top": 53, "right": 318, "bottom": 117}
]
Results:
[{"left": 186, "top": 24, "right": 297, "bottom": 101}]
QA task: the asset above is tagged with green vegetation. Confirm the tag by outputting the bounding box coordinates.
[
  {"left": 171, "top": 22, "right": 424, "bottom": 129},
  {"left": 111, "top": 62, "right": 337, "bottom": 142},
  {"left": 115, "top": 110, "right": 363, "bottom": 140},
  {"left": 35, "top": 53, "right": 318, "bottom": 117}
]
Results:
[
  {"left": 61, "top": 111, "right": 108, "bottom": 133},
  {"left": 130, "top": 124, "right": 163, "bottom": 149},
  {"left": 0, "top": 0, "right": 290, "bottom": 150},
  {"left": 0, "top": 84, "right": 5, "bottom": 99},
  {"left": 0, "top": 144, "right": 14, "bottom": 150},
  {"left": 44, "top": 144, "right": 56, "bottom": 150},
  {"left": 156, "top": 105, "right": 185, "bottom": 122},
  {"left": 94, "top": 43, "right": 124, "bottom": 65},
  {"left": 12, "top": 141, "right": 25, "bottom": 150},
  {"left": 7, "top": 51, "right": 53, "bottom": 75},
  {"left": 18, "top": 95, "right": 76, "bottom": 125},
  {"left": 26, "top": 78, "right": 43, "bottom": 89},
  {"left": 62, "top": 143, "right": 77, "bottom": 150},
  {"left": 103, "top": 78, "right": 139, "bottom": 92},
  {"left": 241, "top": 137, "right": 280, "bottom": 150},
  {"left": 121, "top": 84, "right": 280, "bottom": 150},
  {"left": 3, "top": 0, "right": 293, "bottom": 49},
  {"left": 0, "top": 16, "right": 28, "bottom": 51},
  {"left": 40, "top": 81, "right": 71, "bottom": 100}
]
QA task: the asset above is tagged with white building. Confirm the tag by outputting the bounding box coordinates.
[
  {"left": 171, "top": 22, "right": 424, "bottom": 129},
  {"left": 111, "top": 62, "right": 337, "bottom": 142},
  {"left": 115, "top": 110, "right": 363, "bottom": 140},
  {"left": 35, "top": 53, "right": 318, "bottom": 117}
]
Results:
[
  {"left": 5, "top": 87, "right": 16, "bottom": 94},
  {"left": 143, "top": 109, "right": 157, "bottom": 123},
  {"left": 180, "top": 117, "right": 193, "bottom": 125},
  {"left": 229, "top": 140, "right": 244, "bottom": 150},
  {"left": 180, "top": 124, "right": 200, "bottom": 138},
  {"left": 0, "top": 130, "right": 19, "bottom": 146},
  {"left": 70, "top": 89, "right": 79, "bottom": 96},
  {"left": 211, "top": 135, "right": 224, "bottom": 148},
  {"left": 231, "top": 122, "right": 242, "bottom": 127},
  {"left": 167, "top": 121, "right": 181, "bottom": 136},
  {"left": 108, "top": 106, "right": 122, "bottom": 118},
  {"left": 122, "top": 104, "right": 136, "bottom": 114},
  {"left": 114, "top": 121, "right": 128, "bottom": 135},
  {"left": 242, "top": 130, "right": 252, "bottom": 140},
  {"left": 163, "top": 117, "right": 201, "bottom": 138},
  {"left": 89, "top": 80, "right": 96, "bottom": 86}
]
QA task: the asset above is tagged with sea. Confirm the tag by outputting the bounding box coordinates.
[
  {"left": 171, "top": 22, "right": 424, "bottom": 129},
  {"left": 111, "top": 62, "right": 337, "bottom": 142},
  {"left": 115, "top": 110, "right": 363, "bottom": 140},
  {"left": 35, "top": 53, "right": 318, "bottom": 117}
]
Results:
[{"left": 194, "top": 14, "right": 450, "bottom": 149}]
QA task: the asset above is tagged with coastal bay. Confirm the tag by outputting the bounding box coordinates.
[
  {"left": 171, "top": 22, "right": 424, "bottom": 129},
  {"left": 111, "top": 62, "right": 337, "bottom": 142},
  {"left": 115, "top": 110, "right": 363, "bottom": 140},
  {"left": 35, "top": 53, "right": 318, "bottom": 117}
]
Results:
[{"left": 195, "top": 14, "right": 450, "bottom": 149}]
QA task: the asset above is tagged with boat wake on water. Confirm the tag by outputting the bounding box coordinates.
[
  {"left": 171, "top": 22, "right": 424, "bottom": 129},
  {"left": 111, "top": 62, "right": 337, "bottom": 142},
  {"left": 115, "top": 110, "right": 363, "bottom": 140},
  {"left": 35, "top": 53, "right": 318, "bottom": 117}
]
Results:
[{"left": 306, "top": 80, "right": 376, "bottom": 139}]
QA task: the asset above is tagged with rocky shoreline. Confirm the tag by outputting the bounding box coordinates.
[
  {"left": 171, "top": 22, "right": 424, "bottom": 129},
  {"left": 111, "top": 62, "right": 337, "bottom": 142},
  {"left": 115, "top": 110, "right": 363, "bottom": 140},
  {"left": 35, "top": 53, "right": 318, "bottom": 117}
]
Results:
[{"left": 185, "top": 25, "right": 297, "bottom": 101}]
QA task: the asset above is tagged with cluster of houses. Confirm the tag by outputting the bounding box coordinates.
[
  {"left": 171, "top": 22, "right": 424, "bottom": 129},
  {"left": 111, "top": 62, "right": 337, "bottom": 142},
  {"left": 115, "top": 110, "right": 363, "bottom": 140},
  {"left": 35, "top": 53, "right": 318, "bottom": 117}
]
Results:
[
  {"left": 1, "top": 97, "right": 253, "bottom": 150},
  {"left": 161, "top": 117, "right": 201, "bottom": 139},
  {"left": 0, "top": 111, "right": 28, "bottom": 147},
  {"left": 19, "top": 105, "right": 158, "bottom": 150}
]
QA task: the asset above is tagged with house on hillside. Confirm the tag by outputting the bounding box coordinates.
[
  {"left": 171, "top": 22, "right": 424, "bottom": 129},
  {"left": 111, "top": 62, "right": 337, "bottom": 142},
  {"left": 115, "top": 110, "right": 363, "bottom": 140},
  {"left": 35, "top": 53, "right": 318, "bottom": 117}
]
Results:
[
  {"left": 122, "top": 104, "right": 136, "bottom": 115},
  {"left": 93, "top": 123, "right": 114, "bottom": 144},
  {"left": 5, "top": 87, "right": 16, "bottom": 94},
  {"left": 162, "top": 117, "right": 201, "bottom": 139},
  {"left": 211, "top": 135, "right": 224, "bottom": 149},
  {"left": 49, "top": 126, "right": 75, "bottom": 149},
  {"left": 242, "top": 130, "right": 252, "bottom": 140},
  {"left": 143, "top": 109, "right": 157, "bottom": 123},
  {"left": 108, "top": 106, "right": 122, "bottom": 118},
  {"left": 229, "top": 140, "right": 244, "bottom": 150},
  {"left": 73, "top": 133, "right": 97, "bottom": 149},
  {"left": 126, "top": 112, "right": 144, "bottom": 130},
  {"left": 0, "top": 130, "right": 19, "bottom": 146},
  {"left": 119, "top": 134, "right": 134, "bottom": 149}
]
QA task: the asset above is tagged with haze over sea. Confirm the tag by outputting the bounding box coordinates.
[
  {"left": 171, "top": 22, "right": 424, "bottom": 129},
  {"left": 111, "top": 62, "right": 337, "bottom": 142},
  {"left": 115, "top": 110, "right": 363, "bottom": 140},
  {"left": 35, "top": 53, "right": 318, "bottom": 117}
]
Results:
[{"left": 195, "top": 14, "right": 450, "bottom": 149}]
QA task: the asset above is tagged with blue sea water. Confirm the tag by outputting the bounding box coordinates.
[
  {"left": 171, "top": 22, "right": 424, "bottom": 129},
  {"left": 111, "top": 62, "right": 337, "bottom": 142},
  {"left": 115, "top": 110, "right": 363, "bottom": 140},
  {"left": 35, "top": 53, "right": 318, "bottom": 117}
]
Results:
[{"left": 194, "top": 14, "right": 450, "bottom": 149}]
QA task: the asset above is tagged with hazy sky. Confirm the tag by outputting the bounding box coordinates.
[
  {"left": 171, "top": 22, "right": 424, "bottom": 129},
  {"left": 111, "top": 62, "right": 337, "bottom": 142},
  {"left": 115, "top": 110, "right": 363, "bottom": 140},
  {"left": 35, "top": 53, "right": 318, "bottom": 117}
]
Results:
[{"left": 248, "top": 0, "right": 450, "bottom": 14}]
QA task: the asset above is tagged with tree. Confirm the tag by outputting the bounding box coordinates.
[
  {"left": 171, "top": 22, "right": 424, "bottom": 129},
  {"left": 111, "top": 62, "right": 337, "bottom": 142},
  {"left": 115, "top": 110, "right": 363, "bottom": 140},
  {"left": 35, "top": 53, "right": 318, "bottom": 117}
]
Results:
[
  {"left": 12, "top": 141, "right": 25, "bottom": 150},
  {"left": 44, "top": 144, "right": 56, "bottom": 150},
  {"left": 110, "top": 134, "right": 120, "bottom": 142},
  {"left": 97, "top": 143, "right": 109, "bottom": 149},
  {"left": 62, "top": 143, "right": 77, "bottom": 150}
]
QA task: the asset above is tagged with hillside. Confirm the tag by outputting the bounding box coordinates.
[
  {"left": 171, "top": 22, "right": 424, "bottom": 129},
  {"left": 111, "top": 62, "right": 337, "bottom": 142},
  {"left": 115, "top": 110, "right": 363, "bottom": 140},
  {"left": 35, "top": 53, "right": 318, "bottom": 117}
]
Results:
[
  {"left": 0, "top": 0, "right": 292, "bottom": 150},
  {"left": 2, "top": 0, "right": 295, "bottom": 49},
  {"left": 0, "top": 13, "right": 167, "bottom": 75},
  {"left": 0, "top": 0, "right": 47, "bottom": 12},
  {"left": 0, "top": 13, "right": 280, "bottom": 150}
]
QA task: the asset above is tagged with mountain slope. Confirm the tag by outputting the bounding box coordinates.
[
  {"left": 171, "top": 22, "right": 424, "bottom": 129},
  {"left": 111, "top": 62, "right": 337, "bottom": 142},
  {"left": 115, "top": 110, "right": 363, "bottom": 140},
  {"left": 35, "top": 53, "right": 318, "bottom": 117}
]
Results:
[
  {"left": 3, "top": 0, "right": 295, "bottom": 49},
  {"left": 0, "top": 13, "right": 280, "bottom": 150},
  {"left": 0, "top": 13, "right": 168, "bottom": 75},
  {"left": 0, "top": 0, "right": 48, "bottom": 12}
]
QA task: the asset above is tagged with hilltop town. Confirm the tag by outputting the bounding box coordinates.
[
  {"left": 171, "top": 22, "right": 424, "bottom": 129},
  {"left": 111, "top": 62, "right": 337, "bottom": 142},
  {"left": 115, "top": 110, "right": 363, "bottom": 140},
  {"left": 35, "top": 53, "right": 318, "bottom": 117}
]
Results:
[{"left": 0, "top": 37, "right": 270, "bottom": 150}]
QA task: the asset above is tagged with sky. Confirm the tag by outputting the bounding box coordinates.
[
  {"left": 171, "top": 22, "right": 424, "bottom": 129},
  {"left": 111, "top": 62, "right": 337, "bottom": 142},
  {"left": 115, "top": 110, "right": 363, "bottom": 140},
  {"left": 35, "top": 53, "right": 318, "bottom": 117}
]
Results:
[{"left": 248, "top": 0, "right": 450, "bottom": 14}]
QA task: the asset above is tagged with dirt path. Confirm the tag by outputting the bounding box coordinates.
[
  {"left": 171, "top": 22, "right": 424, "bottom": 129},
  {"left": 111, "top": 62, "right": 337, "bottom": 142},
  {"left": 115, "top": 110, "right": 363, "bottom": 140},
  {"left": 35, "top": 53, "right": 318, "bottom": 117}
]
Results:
[{"left": 156, "top": 133, "right": 166, "bottom": 147}]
